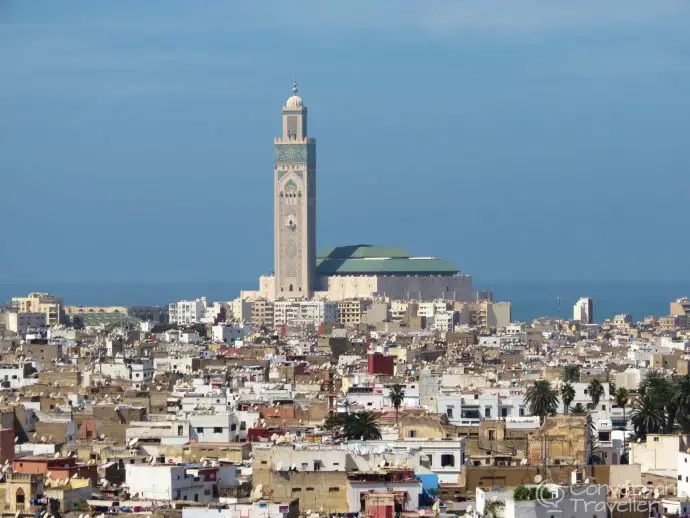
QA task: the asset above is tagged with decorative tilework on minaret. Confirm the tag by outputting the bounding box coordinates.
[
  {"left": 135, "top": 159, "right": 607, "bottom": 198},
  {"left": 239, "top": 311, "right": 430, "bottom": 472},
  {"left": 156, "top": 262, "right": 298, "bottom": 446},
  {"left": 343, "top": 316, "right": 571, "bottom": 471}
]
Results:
[{"left": 274, "top": 80, "right": 317, "bottom": 298}]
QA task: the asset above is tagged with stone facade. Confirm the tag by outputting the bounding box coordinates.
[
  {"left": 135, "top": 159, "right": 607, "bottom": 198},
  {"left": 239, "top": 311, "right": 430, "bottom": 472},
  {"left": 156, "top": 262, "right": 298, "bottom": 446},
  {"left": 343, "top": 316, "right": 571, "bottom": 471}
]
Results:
[{"left": 274, "top": 81, "right": 317, "bottom": 299}]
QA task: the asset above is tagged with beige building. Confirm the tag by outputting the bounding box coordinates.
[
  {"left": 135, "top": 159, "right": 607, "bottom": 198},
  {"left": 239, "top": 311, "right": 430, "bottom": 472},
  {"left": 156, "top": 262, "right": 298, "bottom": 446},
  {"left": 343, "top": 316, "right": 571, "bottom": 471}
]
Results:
[
  {"left": 454, "top": 300, "right": 511, "bottom": 330},
  {"left": 64, "top": 305, "right": 127, "bottom": 315},
  {"left": 671, "top": 297, "right": 690, "bottom": 318},
  {"left": 250, "top": 299, "right": 274, "bottom": 329},
  {"left": 11, "top": 292, "right": 64, "bottom": 326},
  {"left": 337, "top": 299, "right": 371, "bottom": 325}
]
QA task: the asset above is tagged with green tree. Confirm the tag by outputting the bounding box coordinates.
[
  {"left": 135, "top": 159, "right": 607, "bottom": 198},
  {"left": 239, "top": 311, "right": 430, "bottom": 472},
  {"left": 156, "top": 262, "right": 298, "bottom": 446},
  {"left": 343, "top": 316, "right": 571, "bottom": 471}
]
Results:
[
  {"left": 640, "top": 370, "right": 677, "bottom": 432},
  {"left": 631, "top": 392, "right": 666, "bottom": 439},
  {"left": 588, "top": 379, "right": 605, "bottom": 409},
  {"left": 561, "top": 383, "right": 575, "bottom": 414},
  {"left": 570, "top": 403, "right": 587, "bottom": 415},
  {"left": 344, "top": 411, "right": 382, "bottom": 440},
  {"left": 674, "top": 374, "right": 690, "bottom": 419},
  {"left": 389, "top": 384, "right": 406, "bottom": 427},
  {"left": 563, "top": 365, "right": 580, "bottom": 383},
  {"left": 483, "top": 500, "right": 505, "bottom": 518},
  {"left": 525, "top": 380, "right": 558, "bottom": 422}
]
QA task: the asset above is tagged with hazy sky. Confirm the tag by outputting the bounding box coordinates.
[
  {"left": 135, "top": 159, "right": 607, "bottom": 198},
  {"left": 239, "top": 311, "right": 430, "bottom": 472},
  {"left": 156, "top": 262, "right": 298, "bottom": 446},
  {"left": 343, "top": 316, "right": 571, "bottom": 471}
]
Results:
[{"left": 2, "top": 1, "right": 689, "bottom": 283}]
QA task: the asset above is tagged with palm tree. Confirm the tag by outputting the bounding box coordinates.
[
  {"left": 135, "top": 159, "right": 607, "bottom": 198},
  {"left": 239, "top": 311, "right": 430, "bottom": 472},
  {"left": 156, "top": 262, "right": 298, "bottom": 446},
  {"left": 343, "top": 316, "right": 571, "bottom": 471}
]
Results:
[
  {"left": 389, "top": 384, "right": 406, "bottom": 427},
  {"left": 588, "top": 379, "right": 605, "bottom": 410},
  {"left": 525, "top": 380, "right": 558, "bottom": 422},
  {"left": 563, "top": 365, "right": 580, "bottom": 383},
  {"left": 674, "top": 374, "right": 690, "bottom": 419},
  {"left": 631, "top": 392, "right": 666, "bottom": 439},
  {"left": 343, "top": 411, "right": 382, "bottom": 440},
  {"left": 561, "top": 383, "right": 575, "bottom": 414},
  {"left": 641, "top": 370, "right": 676, "bottom": 432},
  {"left": 570, "top": 403, "right": 587, "bottom": 415}
]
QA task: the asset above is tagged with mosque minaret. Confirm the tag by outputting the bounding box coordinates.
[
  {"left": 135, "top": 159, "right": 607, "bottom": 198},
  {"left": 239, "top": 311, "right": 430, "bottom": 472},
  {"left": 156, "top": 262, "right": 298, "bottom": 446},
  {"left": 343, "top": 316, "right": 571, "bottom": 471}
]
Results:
[{"left": 273, "top": 80, "right": 317, "bottom": 299}]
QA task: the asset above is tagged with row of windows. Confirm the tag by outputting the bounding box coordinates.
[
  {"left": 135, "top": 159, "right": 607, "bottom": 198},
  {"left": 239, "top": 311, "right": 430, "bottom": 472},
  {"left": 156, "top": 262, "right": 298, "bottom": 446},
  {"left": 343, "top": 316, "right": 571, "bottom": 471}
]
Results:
[
  {"left": 196, "top": 424, "right": 240, "bottom": 434},
  {"left": 291, "top": 487, "right": 340, "bottom": 493}
]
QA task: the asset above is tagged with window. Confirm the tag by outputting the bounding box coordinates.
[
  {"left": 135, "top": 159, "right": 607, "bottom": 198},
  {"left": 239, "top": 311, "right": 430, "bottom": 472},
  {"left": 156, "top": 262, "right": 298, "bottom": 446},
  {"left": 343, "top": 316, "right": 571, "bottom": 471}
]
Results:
[
  {"left": 292, "top": 488, "right": 301, "bottom": 493},
  {"left": 204, "top": 489, "right": 211, "bottom": 496},
  {"left": 485, "top": 408, "right": 491, "bottom": 418},
  {"left": 213, "top": 427, "right": 223, "bottom": 433},
  {"left": 231, "top": 424, "right": 237, "bottom": 431},
  {"left": 329, "top": 487, "right": 340, "bottom": 493},
  {"left": 314, "top": 460, "right": 323, "bottom": 471},
  {"left": 446, "top": 408, "right": 454, "bottom": 418},
  {"left": 601, "top": 405, "right": 605, "bottom": 410},
  {"left": 654, "top": 437, "right": 660, "bottom": 442},
  {"left": 197, "top": 427, "right": 204, "bottom": 433},
  {"left": 441, "top": 454, "right": 455, "bottom": 467},
  {"left": 408, "top": 430, "right": 417, "bottom": 438},
  {"left": 306, "top": 487, "right": 314, "bottom": 491}
]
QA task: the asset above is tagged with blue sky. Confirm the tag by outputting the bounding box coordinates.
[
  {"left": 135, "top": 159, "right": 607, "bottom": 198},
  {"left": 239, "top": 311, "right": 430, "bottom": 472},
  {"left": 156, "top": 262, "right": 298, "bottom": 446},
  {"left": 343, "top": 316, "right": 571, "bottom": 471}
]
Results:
[{"left": 1, "top": 1, "right": 689, "bottom": 283}]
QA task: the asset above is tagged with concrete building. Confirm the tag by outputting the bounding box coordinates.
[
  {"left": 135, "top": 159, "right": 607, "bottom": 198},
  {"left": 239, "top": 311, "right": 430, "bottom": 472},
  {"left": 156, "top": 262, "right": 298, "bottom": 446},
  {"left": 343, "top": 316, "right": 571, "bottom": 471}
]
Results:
[
  {"left": 678, "top": 450, "right": 690, "bottom": 497},
  {"left": 11, "top": 292, "right": 64, "bottom": 326},
  {"left": 274, "top": 300, "right": 338, "bottom": 327},
  {"left": 169, "top": 297, "right": 209, "bottom": 326},
  {"left": 573, "top": 297, "right": 594, "bottom": 323},
  {"left": 0, "top": 364, "right": 26, "bottom": 389},
  {"left": 671, "top": 297, "right": 690, "bottom": 318},
  {"left": 250, "top": 299, "right": 274, "bottom": 329},
  {"left": 125, "top": 464, "right": 236, "bottom": 503},
  {"left": 0, "top": 312, "right": 46, "bottom": 334},
  {"left": 211, "top": 324, "right": 252, "bottom": 344},
  {"left": 630, "top": 434, "right": 686, "bottom": 473}
]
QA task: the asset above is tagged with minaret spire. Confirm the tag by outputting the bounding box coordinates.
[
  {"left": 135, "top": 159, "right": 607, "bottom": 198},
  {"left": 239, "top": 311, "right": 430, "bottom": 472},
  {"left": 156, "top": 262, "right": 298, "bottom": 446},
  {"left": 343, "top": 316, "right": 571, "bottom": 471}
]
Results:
[{"left": 292, "top": 78, "right": 298, "bottom": 95}]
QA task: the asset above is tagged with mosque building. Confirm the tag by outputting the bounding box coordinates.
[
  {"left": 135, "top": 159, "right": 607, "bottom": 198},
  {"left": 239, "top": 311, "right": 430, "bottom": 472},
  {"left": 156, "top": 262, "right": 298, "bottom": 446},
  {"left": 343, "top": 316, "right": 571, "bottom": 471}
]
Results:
[{"left": 242, "top": 82, "right": 475, "bottom": 302}]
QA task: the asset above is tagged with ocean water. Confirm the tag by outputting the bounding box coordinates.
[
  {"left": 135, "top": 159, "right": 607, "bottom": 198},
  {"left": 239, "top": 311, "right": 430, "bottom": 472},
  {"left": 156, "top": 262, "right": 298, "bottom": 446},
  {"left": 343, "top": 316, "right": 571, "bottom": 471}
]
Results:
[{"left": 1, "top": 280, "right": 688, "bottom": 324}]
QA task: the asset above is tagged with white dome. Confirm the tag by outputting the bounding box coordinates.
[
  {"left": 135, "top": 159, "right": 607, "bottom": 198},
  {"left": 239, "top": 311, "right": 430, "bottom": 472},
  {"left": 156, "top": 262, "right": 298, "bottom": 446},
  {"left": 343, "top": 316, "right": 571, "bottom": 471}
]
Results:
[{"left": 286, "top": 95, "right": 303, "bottom": 109}]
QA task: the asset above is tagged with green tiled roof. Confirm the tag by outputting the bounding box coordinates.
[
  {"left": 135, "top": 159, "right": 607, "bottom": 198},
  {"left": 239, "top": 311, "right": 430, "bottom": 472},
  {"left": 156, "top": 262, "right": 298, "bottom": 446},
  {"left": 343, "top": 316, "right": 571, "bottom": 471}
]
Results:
[
  {"left": 79, "top": 313, "right": 142, "bottom": 326},
  {"left": 316, "top": 244, "right": 458, "bottom": 276}
]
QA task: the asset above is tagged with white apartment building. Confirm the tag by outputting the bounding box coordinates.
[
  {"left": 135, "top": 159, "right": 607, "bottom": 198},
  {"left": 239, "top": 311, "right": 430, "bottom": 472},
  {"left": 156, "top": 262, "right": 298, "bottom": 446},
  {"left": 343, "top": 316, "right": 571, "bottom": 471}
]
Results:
[
  {"left": 417, "top": 300, "right": 451, "bottom": 318},
  {"left": 679, "top": 451, "right": 690, "bottom": 498},
  {"left": 432, "top": 310, "right": 457, "bottom": 331},
  {"left": 169, "top": 297, "right": 209, "bottom": 326},
  {"left": 630, "top": 434, "right": 683, "bottom": 472},
  {"left": 190, "top": 414, "right": 240, "bottom": 443},
  {"left": 573, "top": 297, "right": 594, "bottom": 323},
  {"left": 211, "top": 323, "right": 252, "bottom": 344},
  {"left": 0, "top": 364, "right": 25, "bottom": 389},
  {"left": 125, "top": 420, "right": 191, "bottom": 445},
  {"left": 94, "top": 358, "right": 154, "bottom": 385},
  {"left": 201, "top": 303, "right": 225, "bottom": 325},
  {"left": 125, "top": 464, "right": 237, "bottom": 503},
  {"left": 273, "top": 300, "right": 338, "bottom": 327},
  {"left": 437, "top": 389, "right": 529, "bottom": 426}
]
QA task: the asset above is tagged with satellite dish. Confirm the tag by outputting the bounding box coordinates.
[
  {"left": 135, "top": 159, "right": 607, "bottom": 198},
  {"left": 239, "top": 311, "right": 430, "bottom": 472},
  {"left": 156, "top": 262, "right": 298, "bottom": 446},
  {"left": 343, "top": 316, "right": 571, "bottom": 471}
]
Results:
[
  {"left": 584, "top": 478, "right": 590, "bottom": 483},
  {"left": 534, "top": 475, "right": 542, "bottom": 484}
]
